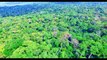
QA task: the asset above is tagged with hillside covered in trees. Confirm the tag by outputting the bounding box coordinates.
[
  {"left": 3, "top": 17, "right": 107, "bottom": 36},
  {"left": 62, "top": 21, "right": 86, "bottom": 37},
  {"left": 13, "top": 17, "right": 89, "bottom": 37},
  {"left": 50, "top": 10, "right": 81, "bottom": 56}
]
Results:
[{"left": 0, "top": 2, "right": 107, "bottom": 58}]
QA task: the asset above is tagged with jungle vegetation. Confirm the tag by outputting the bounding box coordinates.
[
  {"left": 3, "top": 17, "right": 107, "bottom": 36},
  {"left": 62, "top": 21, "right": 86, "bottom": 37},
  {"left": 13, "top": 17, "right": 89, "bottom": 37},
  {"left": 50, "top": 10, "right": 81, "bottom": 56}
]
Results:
[{"left": 0, "top": 2, "right": 107, "bottom": 58}]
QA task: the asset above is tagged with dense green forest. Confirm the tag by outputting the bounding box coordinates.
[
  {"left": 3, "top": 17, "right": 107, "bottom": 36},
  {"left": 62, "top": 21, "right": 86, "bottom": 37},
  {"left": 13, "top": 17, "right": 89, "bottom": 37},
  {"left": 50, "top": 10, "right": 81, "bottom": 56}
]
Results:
[{"left": 0, "top": 2, "right": 107, "bottom": 58}]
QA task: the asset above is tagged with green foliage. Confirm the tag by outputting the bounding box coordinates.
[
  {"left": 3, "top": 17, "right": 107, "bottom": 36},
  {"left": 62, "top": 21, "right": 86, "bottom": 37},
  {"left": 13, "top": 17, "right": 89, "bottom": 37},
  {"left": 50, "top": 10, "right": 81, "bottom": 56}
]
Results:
[
  {"left": 0, "top": 3, "right": 107, "bottom": 58},
  {"left": 3, "top": 38, "right": 24, "bottom": 56},
  {"left": 9, "top": 40, "right": 38, "bottom": 58}
]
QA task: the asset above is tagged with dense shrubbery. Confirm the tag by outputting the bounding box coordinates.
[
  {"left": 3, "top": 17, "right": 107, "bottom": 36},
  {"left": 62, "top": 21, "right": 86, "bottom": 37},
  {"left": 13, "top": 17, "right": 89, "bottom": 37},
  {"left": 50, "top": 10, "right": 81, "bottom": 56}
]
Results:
[{"left": 0, "top": 2, "right": 107, "bottom": 58}]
